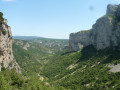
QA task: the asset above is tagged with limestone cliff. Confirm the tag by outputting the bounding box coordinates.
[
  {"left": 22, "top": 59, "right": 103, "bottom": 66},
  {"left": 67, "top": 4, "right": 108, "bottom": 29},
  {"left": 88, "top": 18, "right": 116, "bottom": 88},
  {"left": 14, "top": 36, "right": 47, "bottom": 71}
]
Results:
[
  {"left": 69, "top": 30, "right": 91, "bottom": 51},
  {"left": 0, "top": 12, "right": 21, "bottom": 73},
  {"left": 69, "top": 4, "right": 120, "bottom": 51}
]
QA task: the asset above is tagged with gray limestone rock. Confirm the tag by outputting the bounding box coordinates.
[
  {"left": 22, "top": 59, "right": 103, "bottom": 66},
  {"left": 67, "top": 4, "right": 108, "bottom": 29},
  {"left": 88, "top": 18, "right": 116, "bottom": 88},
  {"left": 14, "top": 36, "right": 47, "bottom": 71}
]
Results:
[
  {"left": 106, "top": 4, "right": 118, "bottom": 15},
  {"left": 91, "top": 16, "right": 114, "bottom": 50},
  {"left": 69, "top": 30, "right": 91, "bottom": 51},
  {"left": 69, "top": 4, "right": 120, "bottom": 51},
  {"left": 0, "top": 18, "right": 21, "bottom": 73}
]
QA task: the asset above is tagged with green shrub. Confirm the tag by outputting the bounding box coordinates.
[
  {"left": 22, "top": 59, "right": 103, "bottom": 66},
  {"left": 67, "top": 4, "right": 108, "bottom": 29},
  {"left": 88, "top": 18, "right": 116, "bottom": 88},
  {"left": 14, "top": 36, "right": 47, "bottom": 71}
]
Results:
[
  {"left": 0, "top": 12, "right": 4, "bottom": 22},
  {"left": 2, "top": 30, "right": 7, "bottom": 35},
  {"left": 8, "top": 30, "right": 10, "bottom": 37},
  {"left": 108, "top": 15, "right": 116, "bottom": 19}
]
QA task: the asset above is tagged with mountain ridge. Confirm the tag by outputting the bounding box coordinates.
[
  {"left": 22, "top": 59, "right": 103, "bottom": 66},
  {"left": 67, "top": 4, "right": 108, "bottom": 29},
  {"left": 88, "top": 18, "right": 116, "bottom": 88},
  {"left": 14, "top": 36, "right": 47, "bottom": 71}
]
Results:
[{"left": 13, "top": 36, "right": 68, "bottom": 40}]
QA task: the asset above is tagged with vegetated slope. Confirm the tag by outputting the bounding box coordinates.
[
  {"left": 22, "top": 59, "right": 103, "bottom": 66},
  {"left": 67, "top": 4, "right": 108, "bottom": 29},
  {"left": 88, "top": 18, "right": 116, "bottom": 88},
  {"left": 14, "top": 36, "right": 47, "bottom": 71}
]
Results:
[
  {"left": 12, "top": 39, "right": 68, "bottom": 77},
  {"left": 13, "top": 36, "right": 68, "bottom": 53},
  {"left": 42, "top": 45, "right": 120, "bottom": 90},
  {"left": 33, "top": 38, "right": 68, "bottom": 53},
  {"left": 0, "top": 68, "right": 66, "bottom": 90}
]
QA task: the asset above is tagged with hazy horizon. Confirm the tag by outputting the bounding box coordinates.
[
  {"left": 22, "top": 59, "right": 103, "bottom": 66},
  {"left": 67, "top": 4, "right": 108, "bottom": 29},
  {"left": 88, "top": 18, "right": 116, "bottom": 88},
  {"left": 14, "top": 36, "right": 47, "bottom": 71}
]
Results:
[{"left": 13, "top": 35, "right": 69, "bottom": 40}]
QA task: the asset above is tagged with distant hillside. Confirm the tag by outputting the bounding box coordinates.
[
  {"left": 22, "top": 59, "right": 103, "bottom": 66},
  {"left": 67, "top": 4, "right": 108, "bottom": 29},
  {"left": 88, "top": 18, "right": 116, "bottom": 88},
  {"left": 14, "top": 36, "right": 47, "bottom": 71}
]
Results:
[
  {"left": 13, "top": 36, "right": 39, "bottom": 40},
  {"left": 13, "top": 36, "right": 68, "bottom": 52},
  {"left": 12, "top": 38, "right": 68, "bottom": 77},
  {"left": 13, "top": 36, "right": 68, "bottom": 40}
]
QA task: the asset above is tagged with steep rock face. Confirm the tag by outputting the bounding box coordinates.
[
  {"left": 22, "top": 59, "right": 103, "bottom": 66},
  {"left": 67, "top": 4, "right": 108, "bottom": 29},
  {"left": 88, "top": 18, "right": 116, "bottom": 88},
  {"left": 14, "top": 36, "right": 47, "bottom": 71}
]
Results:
[
  {"left": 69, "top": 31, "right": 91, "bottom": 51},
  {"left": 0, "top": 13, "right": 21, "bottom": 73},
  {"left": 69, "top": 4, "right": 120, "bottom": 51},
  {"left": 91, "top": 16, "right": 114, "bottom": 50}
]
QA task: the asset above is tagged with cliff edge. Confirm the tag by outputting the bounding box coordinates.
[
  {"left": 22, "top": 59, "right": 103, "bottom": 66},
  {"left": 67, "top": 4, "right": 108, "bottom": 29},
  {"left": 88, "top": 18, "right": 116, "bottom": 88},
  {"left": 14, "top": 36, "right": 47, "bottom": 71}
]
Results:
[
  {"left": 69, "top": 4, "right": 120, "bottom": 51},
  {"left": 0, "top": 12, "right": 21, "bottom": 73}
]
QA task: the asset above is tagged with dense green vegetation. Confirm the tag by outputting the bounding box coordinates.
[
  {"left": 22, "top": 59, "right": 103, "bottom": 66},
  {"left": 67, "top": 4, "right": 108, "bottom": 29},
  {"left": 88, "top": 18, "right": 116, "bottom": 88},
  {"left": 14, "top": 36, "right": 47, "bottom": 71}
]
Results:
[
  {"left": 80, "top": 30, "right": 91, "bottom": 33},
  {"left": 0, "top": 12, "right": 4, "bottom": 21},
  {"left": 2, "top": 30, "right": 7, "bottom": 35},
  {"left": 108, "top": 15, "right": 116, "bottom": 19},
  {"left": 0, "top": 68, "right": 66, "bottom": 90},
  {"left": 11, "top": 38, "right": 69, "bottom": 90},
  {"left": 13, "top": 40, "right": 52, "bottom": 77},
  {"left": 12, "top": 38, "right": 120, "bottom": 90},
  {"left": 41, "top": 45, "right": 120, "bottom": 90},
  {"left": 13, "top": 39, "right": 68, "bottom": 77}
]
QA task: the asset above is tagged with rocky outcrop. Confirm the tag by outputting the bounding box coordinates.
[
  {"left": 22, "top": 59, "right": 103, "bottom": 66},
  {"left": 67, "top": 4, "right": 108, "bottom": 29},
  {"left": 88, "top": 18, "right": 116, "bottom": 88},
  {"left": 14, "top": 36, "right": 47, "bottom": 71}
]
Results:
[
  {"left": 0, "top": 12, "right": 21, "bottom": 73},
  {"left": 106, "top": 4, "right": 118, "bottom": 15},
  {"left": 13, "top": 40, "right": 30, "bottom": 51},
  {"left": 91, "top": 15, "right": 114, "bottom": 50},
  {"left": 69, "top": 4, "right": 120, "bottom": 51},
  {"left": 69, "top": 30, "right": 91, "bottom": 51},
  {"left": 23, "top": 42, "right": 30, "bottom": 50}
]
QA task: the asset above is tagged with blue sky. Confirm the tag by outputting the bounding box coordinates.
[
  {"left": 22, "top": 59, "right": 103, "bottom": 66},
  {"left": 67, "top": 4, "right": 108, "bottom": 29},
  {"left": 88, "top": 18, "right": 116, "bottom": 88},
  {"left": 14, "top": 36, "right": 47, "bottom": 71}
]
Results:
[{"left": 0, "top": 0, "right": 119, "bottom": 39}]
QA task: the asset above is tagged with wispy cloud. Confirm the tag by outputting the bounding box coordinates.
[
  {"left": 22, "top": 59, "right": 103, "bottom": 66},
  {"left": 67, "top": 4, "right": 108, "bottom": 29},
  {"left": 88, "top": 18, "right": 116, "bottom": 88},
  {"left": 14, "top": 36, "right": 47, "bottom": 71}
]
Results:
[{"left": 2, "top": 0, "right": 16, "bottom": 2}]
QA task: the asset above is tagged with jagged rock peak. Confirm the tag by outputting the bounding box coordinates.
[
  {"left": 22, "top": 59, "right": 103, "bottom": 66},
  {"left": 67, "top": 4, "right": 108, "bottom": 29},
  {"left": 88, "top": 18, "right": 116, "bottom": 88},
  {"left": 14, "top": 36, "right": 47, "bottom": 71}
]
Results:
[
  {"left": 106, "top": 4, "right": 118, "bottom": 15},
  {"left": 69, "top": 4, "right": 120, "bottom": 51},
  {"left": 0, "top": 12, "right": 21, "bottom": 73}
]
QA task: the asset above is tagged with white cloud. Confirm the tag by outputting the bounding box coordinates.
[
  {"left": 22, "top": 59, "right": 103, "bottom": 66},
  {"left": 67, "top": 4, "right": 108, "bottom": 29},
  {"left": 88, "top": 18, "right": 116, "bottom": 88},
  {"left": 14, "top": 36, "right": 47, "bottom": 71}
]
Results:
[{"left": 2, "top": 0, "right": 16, "bottom": 2}]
